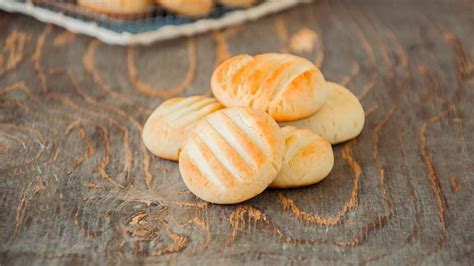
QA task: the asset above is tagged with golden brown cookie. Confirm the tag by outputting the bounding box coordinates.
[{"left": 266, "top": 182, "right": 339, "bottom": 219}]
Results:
[
  {"left": 218, "top": 0, "right": 256, "bottom": 8},
  {"left": 78, "top": 0, "right": 154, "bottom": 17},
  {"left": 179, "top": 107, "right": 284, "bottom": 204},
  {"left": 157, "top": 0, "right": 214, "bottom": 17},
  {"left": 271, "top": 126, "right": 334, "bottom": 188},
  {"left": 211, "top": 53, "right": 327, "bottom": 122},
  {"left": 142, "top": 96, "right": 223, "bottom": 161},
  {"left": 282, "top": 82, "right": 365, "bottom": 144}
]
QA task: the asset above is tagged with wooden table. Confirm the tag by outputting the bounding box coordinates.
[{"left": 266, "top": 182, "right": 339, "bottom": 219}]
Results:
[{"left": 0, "top": 0, "right": 473, "bottom": 264}]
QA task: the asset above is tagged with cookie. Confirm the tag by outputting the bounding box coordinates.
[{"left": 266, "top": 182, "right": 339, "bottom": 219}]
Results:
[
  {"left": 179, "top": 107, "right": 284, "bottom": 204},
  {"left": 157, "top": 0, "right": 214, "bottom": 17},
  {"left": 270, "top": 126, "right": 334, "bottom": 188},
  {"left": 78, "top": 0, "right": 154, "bottom": 17},
  {"left": 218, "top": 0, "right": 256, "bottom": 8},
  {"left": 211, "top": 53, "right": 327, "bottom": 122},
  {"left": 282, "top": 82, "right": 365, "bottom": 144},
  {"left": 142, "top": 96, "right": 223, "bottom": 161}
]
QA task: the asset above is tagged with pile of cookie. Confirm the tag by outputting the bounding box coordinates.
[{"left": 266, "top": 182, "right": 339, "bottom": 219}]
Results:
[
  {"left": 77, "top": 0, "right": 256, "bottom": 18},
  {"left": 143, "top": 53, "right": 365, "bottom": 204}
]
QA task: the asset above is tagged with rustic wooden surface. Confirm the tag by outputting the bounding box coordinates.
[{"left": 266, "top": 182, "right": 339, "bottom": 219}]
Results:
[{"left": 0, "top": 0, "right": 473, "bottom": 264}]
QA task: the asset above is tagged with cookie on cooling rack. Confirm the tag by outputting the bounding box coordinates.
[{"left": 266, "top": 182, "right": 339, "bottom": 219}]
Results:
[
  {"left": 218, "top": 0, "right": 257, "bottom": 8},
  {"left": 156, "top": 0, "right": 214, "bottom": 17},
  {"left": 78, "top": 0, "right": 155, "bottom": 18}
]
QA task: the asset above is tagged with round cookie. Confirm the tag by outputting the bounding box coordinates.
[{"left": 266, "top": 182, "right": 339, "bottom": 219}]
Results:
[
  {"left": 211, "top": 53, "right": 327, "bottom": 122},
  {"left": 78, "top": 0, "right": 154, "bottom": 17},
  {"left": 281, "top": 82, "right": 365, "bottom": 144},
  {"left": 271, "top": 126, "right": 334, "bottom": 188},
  {"left": 142, "top": 96, "right": 223, "bottom": 161},
  {"left": 218, "top": 0, "right": 256, "bottom": 8},
  {"left": 179, "top": 107, "right": 284, "bottom": 204},
  {"left": 157, "top": 0, "right": 214, "bottom": 17}
]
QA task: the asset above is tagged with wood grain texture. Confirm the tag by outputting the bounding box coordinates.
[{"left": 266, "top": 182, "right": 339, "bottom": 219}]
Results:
[{"left": 0, "top": 0, "right": 473, "bottom": 264}]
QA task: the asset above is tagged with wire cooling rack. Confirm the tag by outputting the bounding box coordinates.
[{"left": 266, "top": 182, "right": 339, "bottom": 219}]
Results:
[{"left": 0, "top": 0, "right": 304, "bottom": 45}]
